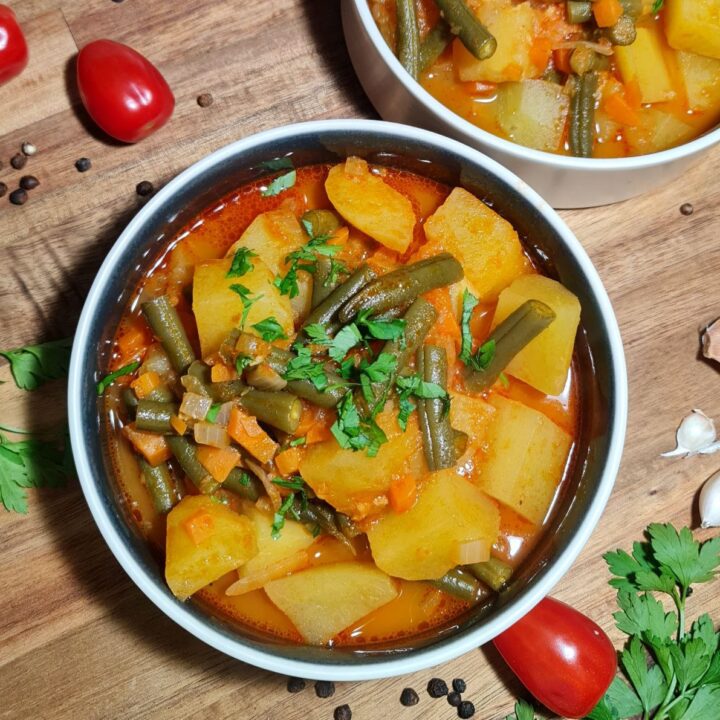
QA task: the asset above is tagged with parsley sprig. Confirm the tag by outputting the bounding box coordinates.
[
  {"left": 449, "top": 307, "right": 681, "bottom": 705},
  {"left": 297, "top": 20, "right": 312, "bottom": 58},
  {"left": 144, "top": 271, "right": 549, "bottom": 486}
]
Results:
[
  {"left": 229, "top": 284, "right": 263, "bottom": 328},
  {"left": 226, "top": 246, "right": 257, "bottom": 278},
  {"left": 0, "top": 338, "right": 72, "bottom": 391}
]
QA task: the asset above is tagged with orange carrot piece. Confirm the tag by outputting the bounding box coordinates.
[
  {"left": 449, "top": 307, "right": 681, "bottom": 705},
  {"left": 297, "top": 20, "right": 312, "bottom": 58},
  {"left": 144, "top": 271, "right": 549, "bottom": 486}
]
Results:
[
  {"left": 424, "top": 287, "right": 461, "bottom": 343},
  {"left": 123, "top": 423, "right": 172, "bottom": 466},
  {"left": 366, "top": 246, "right": 400, "bottom": 274},
  {"left": 295, "top": 404, "right": 334, "bottom": 444},
  {"left": 389, "top": 474, "right": 418, "bottom": 514},
  {"left": 275, "top": 446, "right": 303, "bottom": 476},
  {"left": 227, "top": 406, "right": 278, "bottom": 463},
  {"left": 117, "top": 320, "right": 150, "bottom": 360},
  {"left": 130, "top": 371, "right": 162, "bottom": 400},
  {"left": 603, "top": 93, "right": 641, "bottom": 127},
  {"left": 593, "top": 0, "right": 622, "bottom": 27},
  {"left": 183, "top": 509, "right": 215, "bottom": 546},
  {"left": 170, "top": 414, "right": 187, "bottom": 436},
  {"left": 196, "top": 446, "right": 241, "bottom": 483},
  {"left": 210, "top": 363, "right": 235, "bottom": 383},
  {"left": 553, "top": 48, "right": 572, "bottom": 75},
  {"left": 624, "top": 78, "right": 642, "bottom": 110},
  {"left": 529, "top": 37, "right": 552, "bottom": 70}
]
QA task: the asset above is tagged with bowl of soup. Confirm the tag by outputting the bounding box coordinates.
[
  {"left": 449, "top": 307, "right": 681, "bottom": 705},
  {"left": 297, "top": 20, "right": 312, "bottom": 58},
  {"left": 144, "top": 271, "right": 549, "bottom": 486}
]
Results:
[
  {"left": 68, "top": 119, "right": 627, "bottom": 680},
  {"left": 342, "top": 0, "right": 720, "bottom": 208}
]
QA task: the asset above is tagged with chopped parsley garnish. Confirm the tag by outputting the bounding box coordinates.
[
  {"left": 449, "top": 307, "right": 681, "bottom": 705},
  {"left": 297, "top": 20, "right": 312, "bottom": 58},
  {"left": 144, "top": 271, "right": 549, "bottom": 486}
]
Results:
[
  {"left": 359, "top": 352, "right": 397, "bottom": 384},
  {"left": 330, "top": 393, "right": 388, "bottom": 457},
  {"left": 261, "top": 169, "right": 297, "bottom": 197},
  {"left": 96, "top": 361, "right": 140, "bottom": 396},
  {"left": 498, "top": 371, "right": 510, "bottom": 388},
  {"left": 251, "top": 317, "right": 287, "bottom": 342},
  {"left": 1, "top": 338, "right": 73, "bottom": 391},
  {"left": 228, "top": 283, "right": 263, "bottom": 328},
  {"left": 283, "top": 347, "right": 328, "bottom": 391},
  {"left": 458, "top": 289, "right": 479, "bottom": 365},
  {"left": 206, "top": 403, "right": 222, "bottom": 423},
  {"left": 258, "top": 157, "right": 294, "bottom": 173},
  {"left": 271, "top": 492, "right": 296, "bottom": 539},
  {"left": 289, "top": 436, "right": 306, "bottom": 447},
  {"left": 357, "top": 309, "right": 406, "bottom": 343},
  {"left": 328, "top": 324, "right": 362, "bottom": 362},
  {"left": 235, "top": 354, "right": 252, "bottom": 374},
  {"left": 304, "top": 323, "right": 332, "bottom": 345},
  {"left": 325, "top": 258, "right": 349, "bottom": 287},
  {"left": 237, "top": 472, "right": 252, "bottom": 487},
  {"left": 271, "top": 476, "right": 305, "bottom": 491},
  {"left": 226, "top": 246, "right": 257, "bottom": 278},
  {"left": 471, "top": 338, "right": 496, "bottom": 372},
  {"left": 651, "top": 0, "right": 663, "bottom": 11},
  {"left": 395, "top": 373, "right": 448, "bottom": 430}
]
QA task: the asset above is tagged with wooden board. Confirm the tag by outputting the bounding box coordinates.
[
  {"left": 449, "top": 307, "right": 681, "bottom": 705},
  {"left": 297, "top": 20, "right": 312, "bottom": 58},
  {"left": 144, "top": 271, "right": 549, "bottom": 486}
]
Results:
[{"left": 1, "top": 1, "right": 719, "bottom": 718}]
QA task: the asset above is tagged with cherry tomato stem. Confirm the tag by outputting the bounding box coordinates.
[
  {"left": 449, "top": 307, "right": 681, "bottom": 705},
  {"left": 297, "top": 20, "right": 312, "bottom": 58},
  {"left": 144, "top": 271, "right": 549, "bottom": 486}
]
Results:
[{"left": 0, "top": 4, "right": 29, "bottom": 87}]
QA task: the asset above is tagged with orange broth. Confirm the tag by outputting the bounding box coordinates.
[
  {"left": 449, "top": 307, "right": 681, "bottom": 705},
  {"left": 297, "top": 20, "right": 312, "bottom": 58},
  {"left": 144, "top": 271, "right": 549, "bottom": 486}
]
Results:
[{"left": 104, "top": 163, "right": 580, "bottom": 647}]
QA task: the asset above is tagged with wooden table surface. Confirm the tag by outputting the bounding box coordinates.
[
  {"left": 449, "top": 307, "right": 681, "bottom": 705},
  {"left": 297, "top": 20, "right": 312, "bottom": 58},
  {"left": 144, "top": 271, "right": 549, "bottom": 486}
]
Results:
[{"left": 1, "top": 1, "right": 719, "bottom": 718}]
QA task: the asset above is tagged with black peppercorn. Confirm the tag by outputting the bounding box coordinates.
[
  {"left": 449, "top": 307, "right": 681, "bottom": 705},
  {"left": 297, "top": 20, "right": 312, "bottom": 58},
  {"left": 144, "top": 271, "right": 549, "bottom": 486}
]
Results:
[
  {"left": 19, "top": 175, "right": 39, "bottom": 190},
  {"left": 9, "top": 188, "right": 28, "bottom": 205},
  {"left": 457, "top": 700, "right": 475, "bottom": 718},
  {"left": 452, "top": 678, "right": 466, "bottom": 694},
  {"left": 447, "top": 691, "right": 462, "bottom": 707},
  {"left": 10, "top": 153, "right": 27, "bottom": 170},
  {"left": 197, "top": 92, "right": 214, "bottom": 107},
  {"left": 0, "top": 182, "right": 7, "bottom": 198},
  {"left": 333, "top": 704, "right": 352, "bottom": 720},
  {"left": 286, "top": 677, "right": 306, "bottom": 693},
  {"left": 427, "top": 678, "right": 448, "bottom": 698},
  {"left": 315, "top": 680, "right": 335, "bottom": 698},
  {"left": 136, "top": 180, "right": 154, "bottom": 197},
  {"left": 400, "top": 688, "right": 419, "bottom": 706},
  {"left": 75, "top": 158, "right": 92, "bottom": 172},
  {"left": 680, "top": 203, "right": 694, "bottom": 216}
]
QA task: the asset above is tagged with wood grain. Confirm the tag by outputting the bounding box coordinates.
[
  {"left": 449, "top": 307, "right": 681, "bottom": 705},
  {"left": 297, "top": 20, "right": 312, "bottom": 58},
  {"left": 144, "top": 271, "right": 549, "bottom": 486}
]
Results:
[{"left": 1, "top": 1, "right": 719, "bottom": 719}]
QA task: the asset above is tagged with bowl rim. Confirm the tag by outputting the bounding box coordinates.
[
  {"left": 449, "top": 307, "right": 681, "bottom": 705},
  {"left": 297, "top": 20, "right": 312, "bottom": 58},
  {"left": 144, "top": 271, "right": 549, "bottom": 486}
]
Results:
[
  {"left": 347, "top": 0, "right": 720, "bottom": 169},
  {"left": 68, "top": 118, "right": 628, "bottom": 681}
]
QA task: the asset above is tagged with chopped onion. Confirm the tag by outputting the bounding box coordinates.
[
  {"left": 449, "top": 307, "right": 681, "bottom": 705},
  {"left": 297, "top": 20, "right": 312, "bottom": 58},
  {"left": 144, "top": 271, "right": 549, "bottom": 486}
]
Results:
[
  {"left": 246, "top": 456, "right": 281, "bottom": 510},
  {"left": 141, "top": 344, "right": 174, "bottom": 378},
  {"left": 194, "top": 421, "right": 230, "bottom": 448},
  {"left": 213, "top": 401, "right": 234, "bottom": 428},
  {"left": 454, "top": 540, "right": 487, "bottom": 565},
  {"left": 180, "top": 392, "right": 212, "bottom": 421}
]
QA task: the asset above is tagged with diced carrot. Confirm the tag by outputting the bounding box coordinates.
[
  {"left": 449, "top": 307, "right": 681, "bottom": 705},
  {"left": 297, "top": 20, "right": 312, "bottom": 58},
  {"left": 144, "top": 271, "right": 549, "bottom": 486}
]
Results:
[
  {"left": 389, "top": 474, "right": 418, "bottom": 514},
  {"left": 123, "top": 423, "right": 172, "bottom": 466},
  {"left": 553, "top": 48, "right": 572, "bottom": 75},
  {"left": 275, "top": 446, "right": 303, "bottom": 476},
  {"left": 116, "top": 319, "right": 150, "bottom": 360},
  {"left": 196, "top": 446, "right": 240, "bottom": 483},
  {"left": 130, "top": 371, "right": 162, "bottom": 400},
  {"left": 366, "top": 246, "right": 400, "bottom": 274},
  {"left": 603, "top": 93, "right": 641, "bottom": 127},
  {"left": 227, "top": 406, "right": 278, "bottom": 463},
  {"left": 624, "top": 78, "right": 642, "bottom": 110},
  {"left": 211, "top": 363, "right": 235, "bottom": 382},
  {"left": 529, "top": 37, "right": 552, "bottom": 70},
  {"left": 295, "top": 404, "right": 334, "bottom": 444},
  {"left": 183, "top": 510, "right": 215, "bottom": 546},
  {"left": 593, "top": 0, "right": 622, "bottom": 27},
  {"left": 424, "top": 287, "right": 461, "bottom": 343},
  {"left": 225, "top": 549, "right": 310, "bottom": 596},
  {"left": 306, "top": 423, "right": 333, "bottom": 444},
  {"left": 170, "top": 414, "right": 188, "bottom": 436}
]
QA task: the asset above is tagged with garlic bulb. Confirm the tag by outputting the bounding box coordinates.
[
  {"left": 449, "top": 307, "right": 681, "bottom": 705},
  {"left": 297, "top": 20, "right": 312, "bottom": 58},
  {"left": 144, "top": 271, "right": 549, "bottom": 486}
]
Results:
[
  {"left": 702, "top": 318, "right": 720, "bottom": 364},
  {"left": 662, "top": 409, "right": 720, "bottom": 458},
  {"left": 699, "top": 470, "right": 720, "bottom": 528}
]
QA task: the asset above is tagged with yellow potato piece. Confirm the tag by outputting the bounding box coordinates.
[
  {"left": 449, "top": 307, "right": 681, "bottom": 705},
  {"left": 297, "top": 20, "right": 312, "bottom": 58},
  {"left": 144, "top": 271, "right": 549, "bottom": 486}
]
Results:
[
  {"left": 615, "top": 26, "right": 675, "bottom": 104},
  {"left": 367, "top": 469, "right": 500, "bottom": 581},
  {"left": 477, "top": 395, "right": 572, "bottom": 525},
  {"left": 165, "top": 495, "right": 257, "bottom": 600},
  {"left": 448, "top": 391, "right": 496, "bottom": 474},
  {"left": 325, "top": 157, "right": 415, "bottom": 252},
  {"left": 675, "top": 50, "right": 720, "bottom": 112},
  {"left": 665, "top": 0, "right": 720, "bottom": 60},
  {"left": 264, "top": 562, "right": 398, "bottom": 645},
  {"left": 624, "top": 108, "right": 697, "bottom": 154},
  {"left": 492, "top": 274, "right": 580, "bottom": 396},
  {"left": 193, "top": 256, "right": 294, "bottom": 357},
  {"left": 423, "top": 187, "right": 531, "bottom": 302}
]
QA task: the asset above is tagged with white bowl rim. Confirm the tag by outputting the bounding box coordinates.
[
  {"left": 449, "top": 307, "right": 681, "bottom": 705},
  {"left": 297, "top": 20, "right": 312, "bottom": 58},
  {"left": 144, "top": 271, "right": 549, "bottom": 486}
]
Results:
[
  {"left": 348, "top": 0, "right": 720, "bottom": 170},
  {"left": 68, "top": 118, "right": 628, "bottom": 682}
]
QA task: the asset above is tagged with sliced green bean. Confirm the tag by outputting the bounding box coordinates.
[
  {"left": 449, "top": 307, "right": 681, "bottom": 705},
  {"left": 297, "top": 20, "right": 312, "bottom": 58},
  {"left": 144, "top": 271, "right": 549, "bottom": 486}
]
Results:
[
  {"left": 467, "top": 557, "right": 513, "bottom": 591},
  {"left": 146, "top": 384, "right": 175, "bottom": 403},
  {"left": 301, "top": 209, "right": 341, "bottom": 239},
  {"left": 603, "top": 15, "right": 637, "bottom": 46},
  {"left": 139, "top": 459, "right": 179, "bottom": 514},
  {"left": 312, "top": 256, "right": 338, "bottom": 308},
  {"left": 303, "top": 264, "right": 376, "bottom": 331},
  {"left": 135, "top": 400, "right": 178, "bottom": 434},
  {"left": 337, "top": 513, "right": 362, "bottom": 539},
  {"left": 222, "top": 467, "right": 263, "bottom": 501},
  {"left": 422, "top": 345, "right": 455, "bottom": 471},
  {"left": 396, "top": 0, "right": 421, "bottom": 79},
  {"left": 619, "top": 0, "right": 653, "bottom": 17},
  {"left": 432, "top": 567, "right": 485, "bottom": 602},
  {"left": 566, "top": 0, "right": 592, "bottom": 23},
  {"left": 293, "top": 498, "right": 355, "bottom": 553},
  {"left": 420, "top": 20, "right": 452, "bottom": 71},
  {"left": 435, "top": 0, "right": 496, "bottom": 60},
  {"left": 464, "top": 299, "right": 555, "bottom": 392},
  {"left": 166, "top": 436, "right": 218, "bottom": 494},
  {"left": 207, "top": 379, "right": 246, "bottom": 403},
  {"left": 141, "top": 296, "right": 196, "bottom": 373},
  {"left": 338, "top": 253, "right": 463, "bottom": 324},
  {"left": 569, "top": 71, "right": 598, "bottom": 158},
  {"left": 122, "top": 387, "right": 139, "bottom": 410},
  {"left": 238, "top": 389, "right": 302, "bottom": 434}
]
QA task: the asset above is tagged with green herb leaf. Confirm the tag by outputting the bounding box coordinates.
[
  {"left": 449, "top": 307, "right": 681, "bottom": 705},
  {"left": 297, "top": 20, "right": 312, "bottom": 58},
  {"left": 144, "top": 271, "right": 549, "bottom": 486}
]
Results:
[
  {"left": 271, "top": 476, "right": 305, "bottom": 491},
  {"left": 237, "top": 472, "right": 252, "bottom": 487},
  {"left": 602, "top": 676, "right": 643, "bottom": 719},
  {"left": 459, "top": 289, "right": 479, "bottom": 365},
  {"left": 304, "top": 323, "right": 332, "bottom": 345},
  {"left": 325, "top": 258, "right": 348, "bottom": 287},
  {"left": 226, "top": 246, "right": 257, "bottom": 278},
  {"left": 289, "top": 436, "right": 306, "bottom": 447},
  {"left": 330, "top": 393, "right": 387, "bottom": 456},
  {"left": 613, "top": 589, "right": 677, "bottom": 640},
  {"left": 96, "top": 361, "right": 140, "bottom": 396},
  {"left": 283, "top": 348, "right": 328, "bottom": 391},
  {"left": 357, "top": 309, "right": 406, "bottom": 342},
  {"left": 360, "top": 352, "right": 397, "bottom": 384},
  {"left": 471, "top": 338, "right": 496, "bottom": 372},
  {"left": 329, "top": 324, "right": 362, "bottom": 362},
  {"left": 229, "top": 284, "right": 263, "bottom": 328},
  {"left": 0, "top": 338, "right": 73, "bottom": 391},
  {"left": 271, "top": 492, "right": 296, "bottom": 538},
  {"left": 259, "top": 157, "right": 294, "bottom": 173},
  {"left": 620, "top": 636, "right": 667, "bottom": 714},
  {"left": 504, "top": 700, "right": 538, "bottom": 720},
  {"left": 395, "top": 373, "right": 447, "bottom": 400},
  {"left": 651, "top": 0, "right": 664, "bottom": 12},
  {"left": 236, "top": 354, "right": 252, "bottom": 374},
  {"left": 206, "top": 403, "right": 222, "bottom": 423},
  {"left": 261, "top": 169, "right": 297, "bottom": 197},
  {"left": 251, "top": 317, "right": 287, "bottom": 342}
]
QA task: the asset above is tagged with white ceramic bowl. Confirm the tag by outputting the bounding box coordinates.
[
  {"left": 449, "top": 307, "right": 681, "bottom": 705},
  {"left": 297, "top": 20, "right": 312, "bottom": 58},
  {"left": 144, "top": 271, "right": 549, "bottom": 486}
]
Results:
[
  {"left": 68, "top": 119, "right": 627, "bottom": 681},
  {"left": 341, "top": 0, "right": 720, "bottom": 209}
]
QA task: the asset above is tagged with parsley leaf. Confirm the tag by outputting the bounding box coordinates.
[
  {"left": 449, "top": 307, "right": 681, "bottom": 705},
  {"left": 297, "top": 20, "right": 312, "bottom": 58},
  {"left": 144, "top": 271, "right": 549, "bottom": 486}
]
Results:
[
  {"left": 613, "top": 589, "right": 677, "bottom": 640},
  {"left": 226, "top": 246, "right": 257, "bottom": 278},
  {"left": 236, "top": 354, "right": 252, "bottom": 374},
  {"left": 283, "top": 347, "right": 328, "bottom": 391},
  {"left": 229, "top": 284, "right": 263, "bottom": 328},
  {"left": 602, "top": 676, "right": 644, "bottom": 719},
  {"left": 325, "top": 258, "right": 348, "bottom": 287},
  {"left": 206, "top": 403, "right": 222, "bottom": 423},
  {"left": 651, "top": 0, "right": 664, "bottom": 12},
  {"left": 394, "top": 373, "right": 447, "bottom": 431},
  {"left": 261, "top": 169, "right": 296, "bottom": 197},
  {"left": 96, "top": 361, "right": 140, "bottom": 396},
  {"left": 331, "top": 393, "right": 388, "bottom": 457},
  {"left": 682, "top": 684, "right": 720, "bottom": 720},
  {"left": 459, "top": 289, "right": 479, "bottom": 365},
  {"left": 504, "top": 700, "right": 538, "bottom": 720},
  {"left": 329, "top": 324, "right": 362, "bottom": 362},
  {"left": 271, "top": 476, "right": 305, "bottom": 491},
  {"left": 304, "top": 323, "right": 332, "bottom": 345},
  {"left": 0, "top": 338, "right": 72, "bottom": 391},
  {"left": 289, "top": 436, "right": 306, "bottom": 447},
  {"left": 471, "top": 338, "right": 496, "bottom": 371},
  {"left": 357, "top": 310, "right": 406, "bottom": 343},
  {"left": 360, "top": 352, "right": 397, "bottom": 384},
  {"left": 259, "top": 157, "right": 294, "bottom": 173},
  {"left": 271, "top": 492, "right": 296, "bottom": 538},
  {"left": 251, "top": 317, "right": 287, "bottom": 342}
]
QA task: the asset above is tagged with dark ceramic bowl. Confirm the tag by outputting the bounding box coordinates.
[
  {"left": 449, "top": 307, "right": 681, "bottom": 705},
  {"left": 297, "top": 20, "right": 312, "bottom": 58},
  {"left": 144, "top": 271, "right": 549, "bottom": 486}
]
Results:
[{"left": 68, "top": 120, "right": 627, "bottom": 681}]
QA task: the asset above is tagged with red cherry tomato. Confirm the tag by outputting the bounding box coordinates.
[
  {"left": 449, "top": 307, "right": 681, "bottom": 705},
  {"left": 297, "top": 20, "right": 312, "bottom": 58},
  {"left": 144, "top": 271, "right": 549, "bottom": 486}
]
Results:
[
  {"left": 0, "top": 4, "right": 29, "bottom": 87},
  {"left": 493, "top": 597, "right": 617, "bottom": 718},
  {"left": 76, "top": 39, "right": 174, "bottom": 143}
]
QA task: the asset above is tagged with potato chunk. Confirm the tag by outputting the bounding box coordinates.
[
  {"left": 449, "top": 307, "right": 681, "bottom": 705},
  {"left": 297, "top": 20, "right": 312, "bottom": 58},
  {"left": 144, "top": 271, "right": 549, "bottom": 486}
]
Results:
[
  {"left": 624, "top": 108, "right": 697, "bottom": 155},
  {"left": 496, "top": 81, "right": 570, "bottom": 153},
  {"left": 615, "top": 26, "right": 675, "bottom": 104},
  {"left": 676, "top": 50, "right": 720, "bottom": 111},
  {"left": 367, "top": 469, "right": 500, "bottom": 580},
  {"left": 477, "top": 396, "right": 572, "bottom": 525},
  {"left": 165, "top": 495, "right": 257, "bottom": 600},
  {"left": 193, "top": 256, "right": 294, "bottom": 356},
  {"left": 325, "top": 158, "right": 415, "bottom": 253},
  {"left": 448, "top": 391, "right": 495, "bottom": 473},
  {"left": 264, "top": 562, "right": 398, "bottom": 645},
  {"left": 424, "top": 187, "right": 531, "bottom": 302},
  {"left": 665, "top": 0, "right": 720, "bottom": 60},
  {"left": 492, "top": 274, "right": 580, "bottom": 396}
]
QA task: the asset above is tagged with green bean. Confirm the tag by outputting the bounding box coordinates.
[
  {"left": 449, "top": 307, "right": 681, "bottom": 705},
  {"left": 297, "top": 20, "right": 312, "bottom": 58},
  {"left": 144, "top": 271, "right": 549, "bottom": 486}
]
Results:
[
  {"left": 569, "top": 71, "right": 598, "bottom": 158},
  {"left": 222, "top": 467, "right": 263, "bottom": 501},
  {"left": 301, "top": 209, "right": 341, "bottom": 239},
  {"left": 603, "top": 15, "right": 637, "bottom": 46},
  {"left": 338, "top": 253, "right": 463, "bottom": 324},
  {"left": 238, "top": 389, "right": 302, "bottom": 434},
  {"left": 139, "top": 459, "right": 179, "bottom": 514},
  {"left": 420, "top": 20, "right": 452, "bottom": 71},
  {"left": 302, "top": 264, "right": 376, "bottom": 331},
  {"left": 135, "top": 400, "right": 178, "bottom": 434},
  {"left": 311, "top": 256, "right": 338, "bottom": 308},
  {"left": 570, "top": 46, "right": 598, "bottom": 76},
  {"left": 337, "top": 513, "right": 362, "bottom": 539},
  {"left": 417, "top": 345, "right": 455, "bottom": 471},
  {"left": 566, "top": 0, "right": 592, "bottom": 23},
  {"left": 293, "top": 498, "right": 355, "bottom": 553},
  {"left": 464, "top": 299, "right": 555, "bottom": 392},
  {"left": 396, "top": 0, "right": 421, "bottom": 79},
  {"left": 453, "top": 429, "right": 469, "bottom": 460},
  {"left": 619, "top": 0, "right": 653, "bottom": 17},
  {"left": 467, "top": 558, "right": 513, "bottom": 591},
  {"left": 122, "top": 387, "right": 139, "bottom": 410},
  {"left": 166, "top": 436, "right": 218, "bottom": 494},
  {"left": 141, "top": 296, "right": 196, "bottom": 373},
  {"left": 432, "top": 567, "right": 486, "bottom": 602},
  {"left": 435, "top": 0, "right": 496, "bottom": 60},
  {"left": 207, "top": 379, "right": 246, "bottom": 403},
  {"left": 219, "top": 328, "right": 242, "bottom": 365},
  {"left": 146, "top": 384, "right": 175, "bottom": 403}
]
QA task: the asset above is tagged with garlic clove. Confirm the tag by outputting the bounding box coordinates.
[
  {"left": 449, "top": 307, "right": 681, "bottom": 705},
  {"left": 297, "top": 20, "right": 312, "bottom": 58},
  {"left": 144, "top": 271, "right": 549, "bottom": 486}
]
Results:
[
  {"left": 661, "top": 409, "right": 718, "bottom": 458},
  {"left": 702, "top": 318, "right": 720, "bottom": 364},
  {"left": 699, "top": 470, "right": 720, "bottom": 528}
]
